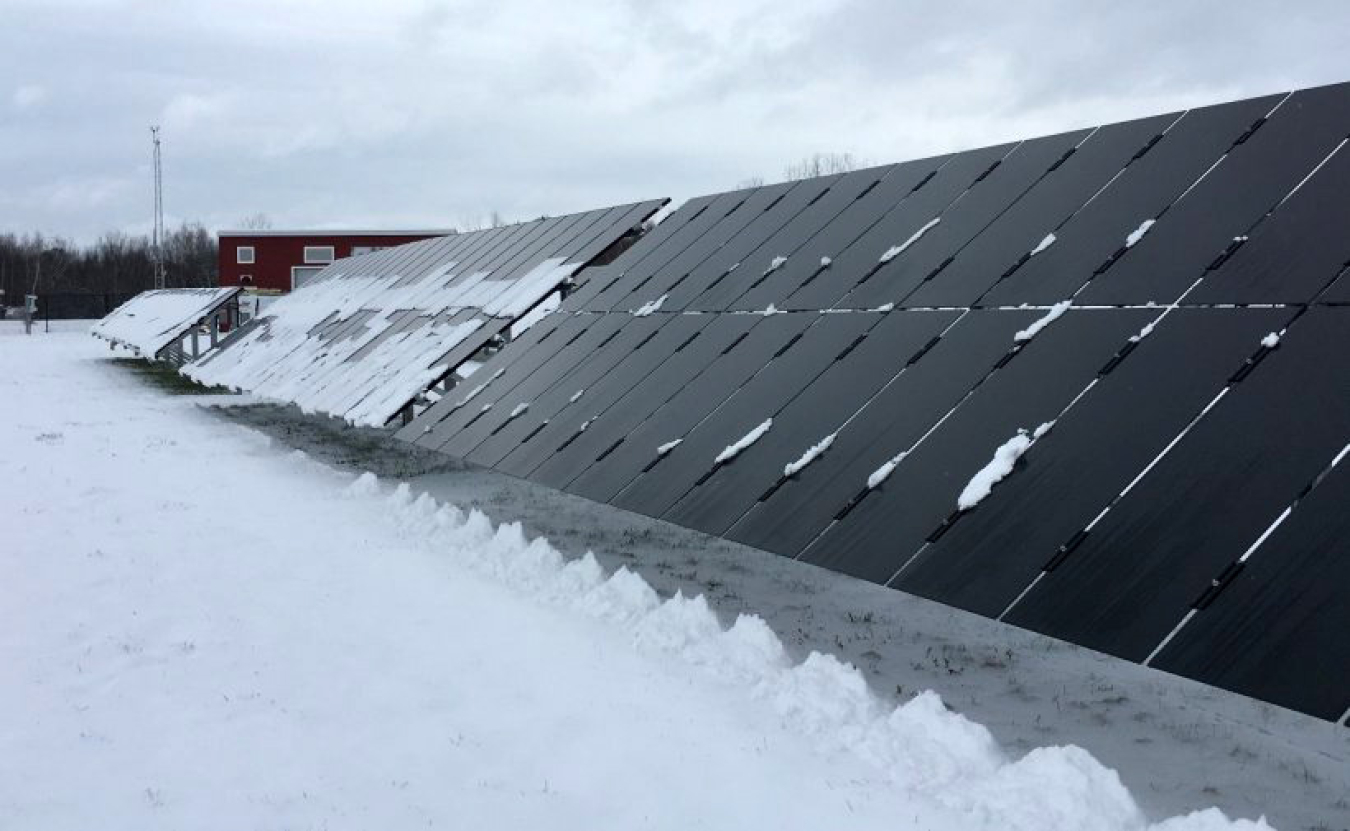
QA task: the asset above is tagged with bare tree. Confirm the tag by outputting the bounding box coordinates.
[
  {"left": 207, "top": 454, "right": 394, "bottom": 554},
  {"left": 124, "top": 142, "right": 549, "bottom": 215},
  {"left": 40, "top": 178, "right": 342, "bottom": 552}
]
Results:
[
  {"left": 458, "top": 210, "right": 509, "bottom": 232},
  {"left": 735, "top": 176, "right": 766, "bottom": 189},
  {"left": 0, "top": 222, "right": 219, "bottom": 299},
  {"left": 237, "top": 212, "right": 273, "bottom": 231},
  {"left": 783, "top": 152, "right": 862, "bottom": 181}
]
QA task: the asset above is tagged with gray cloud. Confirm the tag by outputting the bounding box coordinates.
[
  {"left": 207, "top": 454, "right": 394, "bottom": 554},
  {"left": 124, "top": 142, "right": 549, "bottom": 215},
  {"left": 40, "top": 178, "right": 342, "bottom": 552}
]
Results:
[{"left": 3, "top": 0, "right": 1347, "bottom": 242}]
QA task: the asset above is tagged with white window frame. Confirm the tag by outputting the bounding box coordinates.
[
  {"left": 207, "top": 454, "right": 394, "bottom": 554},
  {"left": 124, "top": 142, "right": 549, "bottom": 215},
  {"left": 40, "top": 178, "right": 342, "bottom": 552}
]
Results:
[
  {"left": 291, "top": 265, "right": 326, "bottom": 290},
  {"left": 303, "top": 245, "right": 335, "bottom": 264},
  {"left": 236, "top": 245, "right": 255, "bottom": 264}
]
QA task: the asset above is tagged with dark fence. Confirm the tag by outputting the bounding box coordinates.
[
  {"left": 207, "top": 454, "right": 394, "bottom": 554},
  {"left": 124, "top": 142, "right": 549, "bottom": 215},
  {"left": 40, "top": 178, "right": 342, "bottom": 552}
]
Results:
[{"left": 38, "top": 292, "right": 139, "bottom": 320}]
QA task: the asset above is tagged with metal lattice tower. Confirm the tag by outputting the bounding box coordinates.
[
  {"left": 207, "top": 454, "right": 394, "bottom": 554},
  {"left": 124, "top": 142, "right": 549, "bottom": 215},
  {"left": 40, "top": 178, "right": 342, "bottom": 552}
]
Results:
[{"left": 150, "top": 125, "right": 166, "bottom": 290}]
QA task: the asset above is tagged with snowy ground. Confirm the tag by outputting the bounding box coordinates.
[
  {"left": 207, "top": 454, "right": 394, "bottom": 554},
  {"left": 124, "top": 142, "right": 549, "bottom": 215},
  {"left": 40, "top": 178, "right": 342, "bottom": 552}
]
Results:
[{"left": 2, "top": 323, "right": 1345, "bottom": 830}]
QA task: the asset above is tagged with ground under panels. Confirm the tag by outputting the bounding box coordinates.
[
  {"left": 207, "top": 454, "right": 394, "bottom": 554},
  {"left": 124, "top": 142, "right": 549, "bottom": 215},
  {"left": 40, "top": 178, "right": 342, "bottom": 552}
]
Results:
[{"left": 401, "top": 81, "right": 1350, "bottom": 722}]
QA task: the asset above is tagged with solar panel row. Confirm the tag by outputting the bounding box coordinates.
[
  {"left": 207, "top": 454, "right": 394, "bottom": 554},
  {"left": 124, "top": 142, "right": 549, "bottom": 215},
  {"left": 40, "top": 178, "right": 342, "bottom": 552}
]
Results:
[
  {"left": 401, "top": 81, "right": 1350, "bottom": 721},
  {"left": 91, "top": 287, "right": 242, "bottom": 359},
  {"left": 185, "top": 200, "right": 666, "bottom": 427}
]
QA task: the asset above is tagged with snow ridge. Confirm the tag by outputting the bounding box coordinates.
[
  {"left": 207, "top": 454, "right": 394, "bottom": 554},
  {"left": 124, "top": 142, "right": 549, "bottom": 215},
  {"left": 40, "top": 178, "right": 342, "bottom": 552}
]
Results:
[
  {"left": 714, "top": 418, "right": 772, "bottom": 465},
  {"left": 348, "top": 473, "right": 1269, "bottom": 831},
  {"left": 657, "top": 439, "right": 683, "bottom": 456}
]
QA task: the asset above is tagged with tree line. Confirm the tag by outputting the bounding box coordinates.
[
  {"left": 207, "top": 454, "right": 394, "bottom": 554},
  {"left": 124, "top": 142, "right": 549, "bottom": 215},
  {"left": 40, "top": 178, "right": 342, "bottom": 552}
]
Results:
[{"left": 0, "top": 223, "right": 217, "bottom": 305}]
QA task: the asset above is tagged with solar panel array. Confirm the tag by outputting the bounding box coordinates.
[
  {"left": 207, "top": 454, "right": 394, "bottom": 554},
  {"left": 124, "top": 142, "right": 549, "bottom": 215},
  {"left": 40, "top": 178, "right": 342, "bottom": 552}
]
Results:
[
  {"left": 400, "top": 82, "right": 1350, "bottom": 721},
  {"left": 91, "top": 287, "right": 242, "bottom": 360},
  {"left": 185, "top": 200, "right": 665, "bottom": 427}
]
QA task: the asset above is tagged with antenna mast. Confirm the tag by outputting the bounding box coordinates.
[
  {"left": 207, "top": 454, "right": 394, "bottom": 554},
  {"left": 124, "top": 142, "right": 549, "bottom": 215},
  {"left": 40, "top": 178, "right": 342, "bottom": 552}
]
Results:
[{"left": 150, "top": 125, "right": 166, "bottom": 290}]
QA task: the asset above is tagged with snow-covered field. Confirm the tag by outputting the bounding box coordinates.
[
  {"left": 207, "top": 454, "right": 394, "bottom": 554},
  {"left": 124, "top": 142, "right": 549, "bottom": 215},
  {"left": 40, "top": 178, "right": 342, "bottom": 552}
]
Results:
[{"left": 0, "top": 323, "right": 1334, "bottom": 829}]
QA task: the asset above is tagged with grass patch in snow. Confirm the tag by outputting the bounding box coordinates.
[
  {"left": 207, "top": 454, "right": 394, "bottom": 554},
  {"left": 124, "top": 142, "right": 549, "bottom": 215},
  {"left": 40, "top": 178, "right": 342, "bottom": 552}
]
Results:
[{"left": 109, "top": 358, "right": 230, "bottom": 396}]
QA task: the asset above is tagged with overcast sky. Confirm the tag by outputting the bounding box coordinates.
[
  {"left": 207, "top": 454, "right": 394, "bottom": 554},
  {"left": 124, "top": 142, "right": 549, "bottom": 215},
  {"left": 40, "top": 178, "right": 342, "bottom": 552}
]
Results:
[{"left": 4, "top": 0, "right": 1348, "bottom": 242}]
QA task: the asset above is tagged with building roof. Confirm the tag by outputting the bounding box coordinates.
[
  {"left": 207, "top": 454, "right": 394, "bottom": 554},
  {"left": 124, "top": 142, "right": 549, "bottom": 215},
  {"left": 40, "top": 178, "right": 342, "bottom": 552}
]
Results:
[{"left": 217, "top": 229, "right": 458, "bottom": 238}]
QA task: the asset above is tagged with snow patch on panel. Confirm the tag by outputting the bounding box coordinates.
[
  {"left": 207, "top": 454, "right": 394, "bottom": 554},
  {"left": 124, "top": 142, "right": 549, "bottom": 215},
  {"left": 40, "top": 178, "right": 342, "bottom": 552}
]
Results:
[
  {"left": 1029, "top": 232, "right": 1057, "bottom": 257},
  {"left": 784, "top": 433, "right": 836, "bottom": 478},
  {"left": 1129, "top": 321, "right": 1157, "bottom": 343},
  {"left": 879, "top": 217, "right": 941, "bottom": 263},
  {"left": 1125, "top": 219, "right": 1156, "bottom": 248},
  {"left": 1013, "top": 301, "right": 1071, "bottom": 343},
  {"left": 634, "top": 294, "right": 668, "bottom": 317},
  {"left": 868, "top": 451, "right": 907, "bottom": 490},
  {"left": 957, "top": 422, "right": 1054, "bottom": 511},
  {"left": 715, "top": 419, "right": 773, "bottom": 465}
]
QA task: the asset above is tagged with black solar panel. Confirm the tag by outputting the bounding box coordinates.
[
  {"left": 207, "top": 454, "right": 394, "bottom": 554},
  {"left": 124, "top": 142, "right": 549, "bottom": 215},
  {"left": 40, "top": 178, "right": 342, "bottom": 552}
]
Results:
[
  {"left": 1004, "top": 306, "right": 1350, "bottom": 663},
  {"left": 398, "top": 82, "right": 1350, "bottom": 721},
  {"left": 1151, "top": 447, "right": 1350, "bottom": 721}
]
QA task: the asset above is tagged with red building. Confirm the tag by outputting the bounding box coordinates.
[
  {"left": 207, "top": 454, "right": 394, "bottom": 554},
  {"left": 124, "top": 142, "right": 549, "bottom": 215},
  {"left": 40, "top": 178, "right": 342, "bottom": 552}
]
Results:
[{"left": 217, "top": 230, "right": 455, "bottom": 293}]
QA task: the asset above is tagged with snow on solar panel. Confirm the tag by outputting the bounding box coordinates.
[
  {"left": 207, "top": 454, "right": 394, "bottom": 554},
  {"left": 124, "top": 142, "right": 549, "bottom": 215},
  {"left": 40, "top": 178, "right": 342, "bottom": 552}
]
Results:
[
  {"left": 90, "top": 287, "right": 242, "bottom": 358},
  {"left": 185, "top": 200, "right": 665, "bottom": 427}
]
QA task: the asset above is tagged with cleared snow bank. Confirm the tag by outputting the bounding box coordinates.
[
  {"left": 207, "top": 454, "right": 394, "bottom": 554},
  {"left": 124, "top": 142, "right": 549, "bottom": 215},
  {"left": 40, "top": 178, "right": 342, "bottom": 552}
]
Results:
[{"left": 354, "top": 471, "right": 1272, "bottom": 831}]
